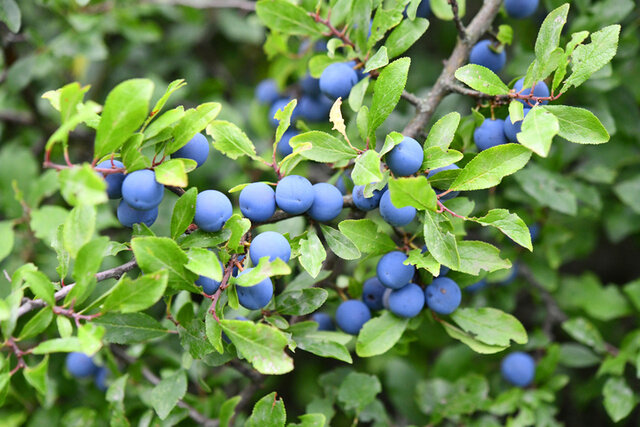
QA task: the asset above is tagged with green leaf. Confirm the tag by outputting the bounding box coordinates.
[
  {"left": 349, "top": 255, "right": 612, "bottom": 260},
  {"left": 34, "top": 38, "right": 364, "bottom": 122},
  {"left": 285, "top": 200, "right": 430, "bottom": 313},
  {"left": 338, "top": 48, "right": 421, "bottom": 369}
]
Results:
[
  {"left": 106, "top": 374, "right": 128, "bottom": 403},
  {"left": 319, "top": 224, "right": 361, "bottom": 260},
  {"left": 456, "top": 241, "right": 511, "bottom": 275},
  {"left": 220, "top": 319, "right": 294, "bottom": 375},
  {"left": 63, "top": 204, "right": 96, "bottom": 259},
  {"left": 532, "top": 4, "right": 569, "bottom": 79},
  {"left": 405, "top": 249, "right": 441, "bottom": 276},
  {"left": 102, "top": 270, "right": 168, "bottom": 313},
  {"left": 561, "top": 317, "right": 606, "bottom": 353},
  {"left": 290, "top": 131, "right": 358, "bottom": 163},
  {"left": 385, "top": 18, "right": 429, "bottom": 59},
  {"left": 454, "top": 65, "right": 509, "bottom": 95},
  {"left": 364, "top": 46, "right": 389, "bottom": 73},
  {"left": 24, "top": 270, "right": 55, "bottom": 307},
  {"left": 369, "top": 57, "right": 410, "bottom": 133},
  {"left": 450, "top": 144, "right": 532, "bottom": 191},
  {"left": 430, "top": 0, "right": 465, "bottom": 20},
  {"left": 171, "top": 187, "right": 197, "bottom": 240},
  {"left": 131, "top": 236, "right": 199, "bottom": 292},
  {"left": 23, "top": 356, "right": 48, "bottom": 396},
  {"left": 470, "top": 209, "right": 532, "bottom": 251},
  {"left": 154, "top": 159, "right": 194, "bottom": 188},
  {"left": 563, "top": 25, "right": 620, "bottom": 91},
  {"left": 148, "top": 79, "right": 187, "bottom": 121},
  {"left": 0, "top": 221, "right": 14, "bottom": 263},
  {"left": 348, "top": 76, "right": 370, "bottom": 112},
  {"left": 144, "top": 106, "right": 185, "bottom": 140},
  {"left": 415, "top": 374, "right": 489, "bottom": 418},
  {"left": 379, "top": 131, "right": 404, "bottom": 157},
  {"left": 224, "top": 214, "right": 252, "bottom": 252},
  {"left": 356, "top": 311, "right": 408, "bottom": 357},
  {"left": 451, "top": 307, "right": 527, "bottom": 347},
  {"left": 338, "top": 219, "right": 396, "bottom": 255},
  {"left": 58, "top": 164, "right": 108, "bottom": 207},
  {"left": 275, "top": 99, "right": 297, "bottom": 144},
  {"left": 276, "top": 288, "right": 328, "bottom": 315},
  {"left": 208, "top": 120, "right": 258, "bottom": 160},
  {"left": 388, "top": 176, "right": 437, "bottom": 211},
  {"left": 425, "top": 112, "right": 460, "bottom": 150},
  {"left": 205, "top": 313, "right": 224, "bottom": 354},
  {"left": 246, "top": 391, "right": 286, "bottom": 427},
  {"left": 149, "top": 370, "right": 187, "bottom": 420},
  {"left": 292, "top": 327, "right": 352, "bottom": 363},
  {"left": 234, "top": 258, "right": 291, "bottom": 287},
  {"left": 516, "top": 106, "right": 559, "bottom": 157},
  {"left": 497, "top": 24, "right": 513, "bottom": 45},
  {"left": 255, "top": 0, "right": 325, "bottom": 36},
  {"left": 423, "top": 210, "right": 460, "bottom": 269},
  {"left": 299, "top": 232, "right": 326, "bottom": 278},
  {"left": 543, "top": 105, "right": 609, "bottom": 144},
  {"left": 94, "top": 79, "right": 154, "bottom": 159},
  {"left": 18, "top": 307, "right": 53, "bottom": 340},
  {"left": 514, "top": 164, "right": 577, "bottom": 215},
  {"left": 288, "top": 414, "right": 326, "bottom": 427},
  {"left": 32, "top": 337, "right": 83, "bottom": 354},
  {"left": 613, "top": 175, "right": 640, "bottom": 214},
  {"left": 351, "top": 150, "right": 383, "bottom": 186},
  {"left": 167, "top": 102, "right": 221, "bottom": 154},
  {"left": 94, "top": 313, "right": 170, "bottom": 344},
  {"left": 603, "top": 377, "right": 636, "bottom": 423},
  {"left": 185, "top": 248, "right": 222, "bottom": 281},
  {"left": 66, "top": 236, "right": 109, "bottom": 305},
  {"left": 0, "top": 0, "right": 21, "bottom": 33},
  {"left": 179, "top": 319, "right": 214, "bottom": 359},
  {"left": 423, "top": 147, "right": 463, "bottom": 171},
  {"left": 337, "top": 372, "right": 382, "bottom": 411}
]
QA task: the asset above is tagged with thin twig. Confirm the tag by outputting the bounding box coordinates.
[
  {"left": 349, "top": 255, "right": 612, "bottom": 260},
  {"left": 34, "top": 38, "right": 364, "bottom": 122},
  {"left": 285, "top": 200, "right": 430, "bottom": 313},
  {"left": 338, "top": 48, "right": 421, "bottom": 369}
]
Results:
[{"left": 448, "top": 0, "right": 467, "bottom": 42}]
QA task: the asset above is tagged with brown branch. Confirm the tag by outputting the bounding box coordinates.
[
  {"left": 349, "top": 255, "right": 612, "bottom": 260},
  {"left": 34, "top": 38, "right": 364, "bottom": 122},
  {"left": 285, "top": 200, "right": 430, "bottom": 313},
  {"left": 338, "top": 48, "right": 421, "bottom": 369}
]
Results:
[
  {"left": 448, "top": 0, "right": 467, "bottom": 42},
  {"left": 402, "top": 0, "right": 503, "bottom": 138},
  {"left": 401, "top": 90, "right": 421, "bottom": 106},
  {"left": 16, "top": 259, "right": 138, "bottom": 319},
  {"left": 144, "top": 0, "right": 255, "bottom": 11}
]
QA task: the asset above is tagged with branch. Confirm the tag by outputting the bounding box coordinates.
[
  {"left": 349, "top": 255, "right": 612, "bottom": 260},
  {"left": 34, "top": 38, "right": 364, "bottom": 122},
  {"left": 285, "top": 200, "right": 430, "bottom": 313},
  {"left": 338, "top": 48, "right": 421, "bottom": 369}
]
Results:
[
  {"left": 448, "top": 0, "right": 467, "bottom": 42},
  {"left": 111, "top": 346, "right": 219, "bottom": 427},
  {"left": 402, "top": 0, "right": 503, "bottom": 138},
  {"left": 401, "top": 90, "right": 421, "bottom": 106},
  {"left": 144, "top": 0, "right": 255, "bottom": 11},
  {"left": 16, "top": 259, "right": 138, "bottom": 319}
]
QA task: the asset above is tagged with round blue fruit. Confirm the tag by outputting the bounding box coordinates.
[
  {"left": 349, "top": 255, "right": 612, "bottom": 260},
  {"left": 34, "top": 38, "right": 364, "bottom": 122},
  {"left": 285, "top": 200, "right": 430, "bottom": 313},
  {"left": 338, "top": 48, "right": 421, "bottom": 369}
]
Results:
[
  {"left": 376, "top": 251, "right": 415, "bottom": 289},
  {"left": 196, "top": 260, "right": 223, "bottom": 295},
  {"left": 388, "top": 283, "right": 425, "bottom": 318},
  {"left": 277, "top": 128, "right": 299, "bottom": 157},
  {"left": 96, "top": 160, "right": 125, "bottom": 199},
  {"left": 379, "top": 190, "right": 416, "bottom": 226},
  {"left": 311, "top": 313, "right": 335, "bottom": 331},
  {"left": 249, "top": 231, "right": 291, "bottom": 265},
  {"left": 469, "top": 40, "right": 507, "bottom": 74},
  {"left": 94, "top": 366, "right": 108, "bottom": 391},
  {"left": 275, "top": 175, "right": 314, "bottom": 214},
  {"left": 427, "top": 164, "right": 460, "bottom": 201},
  {"left": 474, "top": 118, "right": 508, "bottom": 151},
  {"left": 513, "top": 78, "right": 550, "bottom": 105},
  {"left": 269, "top": 98, "right": 295, "bottom": 128},
  {"left": 121, "top": 169, "right": 164, "bottom": 210},
  {"left": 172, "top": 133, "right": 210, "bottom": 168},
  {"left": 300, "top": 73, "right": 321, "bottom": 96},
  {"left": 335, "top": 300, "right": 371, "bottom": 335},
  {"left": 386, "top": 136, "right": 424, "bottom": 176},
  {"left": 239, "top": 182, "right": 276, "bottom": 223},
  {"left": 66, "top": 352, "right": 98, "bottom": 378},
  {"left": 501, "top": 351, "right": 536, "bottom": 387},
  {"left": 308, "top": 183, "right": 344, "bottom": 222},
  {"left": 465, "top": 279, "right": 488, "bottom": 292},
  {"left": 425, "top": 277, "right": 462, "bottom": 315},
  {"left": 352, "top": 185, "right": 384, "bottom": 211},
  {"left": 345, "top": 60, "right": 368, "bottom": 81},
  {"left": 298, "top": 39, "right": 328, "bottom": 54},
  {"left": 297, "top": 95, "right": 333, "bottom": 122},
  {"left": 117, "top": 200, "right": 158, "bottom": 228},
  {"left": 529, "top": 223, "right": 540, "bottom": 242},
  {"left": 505, "top": 0, "right": 539, "bottom": 19},
  {"left": 255, "top": 79, "right": 280, "bottom": 104},
  {"left": 361, "top": 277, "right": 386, "bottom": 310},
  {"left": 236, "top": 269, "right": 274, "bottom": 310},
  {"left": 319, "top": 63, "right": 358, "bottom": 100},
  {"left": 194, "top": 190, "right": 233, "bottom": 232},
  {"left": 504, "top": 108, "right": 531, "bottom": 143}
]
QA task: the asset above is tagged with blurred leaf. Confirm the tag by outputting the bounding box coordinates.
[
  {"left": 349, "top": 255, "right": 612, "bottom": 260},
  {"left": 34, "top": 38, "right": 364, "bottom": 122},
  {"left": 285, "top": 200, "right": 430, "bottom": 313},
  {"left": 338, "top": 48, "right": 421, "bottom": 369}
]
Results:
[
  {"left": 150, "top": 370, "right": 187, "bottom": 420},
  {"left": 337, "top": 372, "right": 381, "bottom": 411},
  {"left": 603, "top": 377, "right": 636, "bottom": 423},
  {"left": 256, "top": 0, "right": 325, "bottom": 36},
  {"left": 562, "top": 317, "right": 606, "bottom": 353},
  {"left": 0, "top": 0, "right": 21, "bottom": 33},
  {"left": 430, "top": 0, "right": 465, "bottom": 20},
  {"left": 246, "top": 391, "right": 286, "bottom": 427},
  {"left": 58, "top": 165, "right": 107, "bottom": 207}
]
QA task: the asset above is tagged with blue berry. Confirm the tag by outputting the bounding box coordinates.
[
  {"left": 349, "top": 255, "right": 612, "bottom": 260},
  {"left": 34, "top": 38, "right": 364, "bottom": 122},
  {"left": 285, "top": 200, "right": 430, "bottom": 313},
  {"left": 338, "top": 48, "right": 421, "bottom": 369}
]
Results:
[
  {"left": 513, "top": 78, "right": 550, "bottom": 105},
  {"left": 194, "top": 190, "right": 233, "bottom": 232},
  {"left": 236, "top": 269, "right": 274, "bottom": 310},
  {"left": 388, "top": 283, "right": 425, "bottom": 318},
  {"left": 474, "top": 118, "right": 508, "bottom": 151},
  {"left": 239, "top": 182, "right": 276, "bottom": 223},
  {"left": 504, "top": 108, "right": 531, "bottom": 143},
  {"left": 362, "top": 277, "right": 386, "bottom": 311},
  {"left": 505, "top": 0, "right": 539, "bottom": 19},
  {"left": 277, "top": 129, "right": 299, "bottom": 157},
  {"left": 96, "top": 160, "right": 125, "bottom": 199},
  {"left": 501, "top": 352, "right": 536, "bottom": 387},
  {"left": 335, "top": 300, "right": 371, "bottom": 335},
  {"left": 117, "top": 200, "right": 158, "bottom": 228},
  {"left": 376, "top": 251, "right": 415, "bottom": 290},
  {"left": 469, "top": 40, "right": 507, "bottom": 74},
  {"left": 121, "top": 169, "right": 164, "bottom": 210},
  {"left": 249, "top": 231, "right": 291, "bottom": 265},
  {"left": 255, "top": 79, "right": 280, "bottom": 104},
  {"left": 308, "top": 183, "right": 343, "bottom": 222},
  {"left": 172, "top": 133, "right": 210, "bottom": 168},
  {"left": 66, "top": 352, "right": 98, "bottom": 378},
  {"left": 352, "top": 185, "right": 385, "bottom": 211},
  {"left": 379, "top": 190, "right": 416, "bottom": 226},
  {"left": 275, "top": 175, "right": 314, "bottom": 214},
  {"left": 386, "top": 136, "right": 424, "bottom": 176},
  {"left": 425, "top": 277, "right": 462, "bottom": 315},
  {"left": 311, "top": 313, "right": 335, "bottom": 331},
  {"left": 319, "top": 63, "right": 358, "bottom": 100},
  {"left": 427, "top": 164, "right": 460, "bottom": 201}
]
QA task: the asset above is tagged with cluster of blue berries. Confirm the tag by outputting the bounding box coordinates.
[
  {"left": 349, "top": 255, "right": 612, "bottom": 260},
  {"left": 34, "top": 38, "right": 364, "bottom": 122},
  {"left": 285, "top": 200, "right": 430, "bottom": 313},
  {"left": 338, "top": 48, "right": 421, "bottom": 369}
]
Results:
[
  {"left": 65, "top": 352, "right": 108, "bottom": 390},
  {"left": 473, "top": 78, "right": 550, "bottom": 151},
  {"left": 98, "top": 132, "right": 213, "bottom": 229}
]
